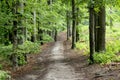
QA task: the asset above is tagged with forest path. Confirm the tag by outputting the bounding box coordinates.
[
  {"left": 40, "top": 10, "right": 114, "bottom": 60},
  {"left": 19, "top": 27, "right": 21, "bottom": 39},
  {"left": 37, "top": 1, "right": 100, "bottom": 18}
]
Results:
[
  {"left": 13, "top": 32, "right": 120, "bottom": 80},
  {"left": 15, "top": 41, "right": 85, "bottom": 80},
  {"left": 42, "top": 41, "right": 84, "bottom": 80},
  {"left": 14, "top": 32, "right": 86, "bottom": 80}
]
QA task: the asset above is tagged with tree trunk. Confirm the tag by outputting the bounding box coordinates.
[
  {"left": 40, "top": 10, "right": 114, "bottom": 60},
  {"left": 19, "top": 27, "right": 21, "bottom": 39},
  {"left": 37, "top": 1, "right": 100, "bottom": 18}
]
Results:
[
  {"left": 51, "top": 29, "right": 55, "bottom": 38},
  {"left": 94, "top": 13, "right": 98, "bottom": 52},
  {"left": 76, "top": 28, "right": 79, "bottom": 42},
  {"left": 96, "top": 6, "right": 106, "bottom": 52},
  {"left": 38, "top": 27, "right": 43, "bottom": 45},
  {"left": 18, "top": 0, "right": 24, "bottom": 44},
  {"left": 110, "top": 18, "right": 113, "bottom": 29},
  {"left": 31, "top": 10, "right": 37, "bottom": 42},
  {"left": 89, "top": 7, "right": 95, "bottom": 63},
  {"left": 71, "top": 0, "right": 76, "bottom": 49},
  {"left": 54, "top": 29, "right": 57, "bottom": 42},
  {"left": 67, "top": 11, "right": 71, "bottom": 40},
  {"left": 76, "top": 7, "right": 79, "bottom": 42},
  {"left": 47, "top": 0, "right": 52, "bottom": 5},
  {"left": 109, "top": 7, "right": 113, "bottom": 29},
  {"left": 12, "top": 20, "right": 18, "bottom": 70},
  {"left": 24, "top": 26, "right": 27, "bottom": 41},
  {"left": 12, "top": 1, "right": 19, "bottom": 70},
  {"left": 9, "top": 30, "right": 13, "bottom": 44}
]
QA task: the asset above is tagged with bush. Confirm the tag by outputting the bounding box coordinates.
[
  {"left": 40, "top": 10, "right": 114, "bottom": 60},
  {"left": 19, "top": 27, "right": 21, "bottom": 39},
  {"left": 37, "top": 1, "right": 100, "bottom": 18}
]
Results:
[
  {"left": 42, "top": 33, "right": 53, "bottom": 43},
  {"left": 18, "top": 41, "right": 40, "bottom": 54},
  {"left": 76, "top": 42, "right": 89, "bottom": 55},
  {"left": 0, "top": 64, "right": 3, "bottom": 70},
  {"left": 0, "top": 70, "right": 11, "bottom": 80},
  {"left": 0, "top": 45, "right": 12, "bottom": 60},
  {"left": 0, "top": 41, "right": 41, "bottom": 65},
  {"left": 94, "top": 52, "right": 116, "bottom": 64},
  {"left": 94, "top": 40, "right": 120, "bottom": 64},
  {"left": 17, "top": 41, "right": 41, "bottom": 65}
]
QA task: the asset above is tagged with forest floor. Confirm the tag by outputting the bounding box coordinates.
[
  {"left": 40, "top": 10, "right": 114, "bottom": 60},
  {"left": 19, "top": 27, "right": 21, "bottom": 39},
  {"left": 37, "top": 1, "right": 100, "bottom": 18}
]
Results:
[{"left": 12, "top": 32, "right": 120, "bottom": 80}]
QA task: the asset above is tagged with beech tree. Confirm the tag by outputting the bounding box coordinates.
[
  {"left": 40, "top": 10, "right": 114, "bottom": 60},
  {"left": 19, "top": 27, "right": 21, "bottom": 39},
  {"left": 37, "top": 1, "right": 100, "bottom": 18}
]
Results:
[
  {"left": 88, "top": 0, "right": 106, "bottom": 62},
  {"left": 89, "top": 1, "right": 95, "bottom": 63},
  {"left": 71, "top": 0, "right": 76, "bottom": 49}
]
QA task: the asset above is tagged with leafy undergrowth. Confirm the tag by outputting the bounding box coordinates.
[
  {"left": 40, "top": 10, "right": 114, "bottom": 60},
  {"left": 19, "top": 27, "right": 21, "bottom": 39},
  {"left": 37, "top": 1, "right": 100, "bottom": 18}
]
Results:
[
  {"left": 76, "top": 42, "right": 89, "bottom": 55},
  {"left": 76, "top": 40, "right": 120, "bottom": 64},
  {"left": 94, "top": 40, "right": 120, "bottom": 64},
  {"left": 94, "top": 27, "right": 120, "bottom": 64},
  {"left": 76, "top": 26, "right": 120, "bottom": 64},
  {"left": 0, "top": 70, "right": 11, "bottom": 80},
  {"left": 0, "top": 41, "right": 41, "bottom": 66},
  {"left": 42, "top": 33, "right": 54, "bottom": 43},
  {"left": 75, "top": 26, "right": 89, "bottom": 55}
]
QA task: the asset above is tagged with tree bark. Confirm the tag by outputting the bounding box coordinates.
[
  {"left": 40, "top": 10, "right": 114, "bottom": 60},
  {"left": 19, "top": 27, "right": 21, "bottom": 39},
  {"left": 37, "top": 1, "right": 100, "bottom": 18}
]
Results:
[
  {"left": 47, "top": 0, "right": 53, "bottom": 5},
  {"left": 71, "top": 0, "right": 76, "bottom": 49},
  {"left": 34, "top": 10, "right": 37, "bottom": 42},
  {"left": 94, "top": 13, "right": 98, "bottom": 52},
  {"left": 96, "top": 6, "right": 106, "bottom": 52},
  {"left": 89, "top": 7, "right": 95, "bottom": 63},
  {"left": 76, "top": 7, "right": 79, "bottom": 42},
  {"left": 12, "top": 0, "right": 19, "bottom": 70},
  {"left": 38, "top": 27, "right": 43, "bottom": 45},
  {"left": 67, "top": 11, "right": 70, "bottom": 40},
  {"left": 54, "top": 29, "right": 57, "bottom": 42},
  {"left": 109, "top": 7, "right": 113, "bottom": 29},
  {"left": 18, "top": 0, "right": 25, "bottom": 44}
]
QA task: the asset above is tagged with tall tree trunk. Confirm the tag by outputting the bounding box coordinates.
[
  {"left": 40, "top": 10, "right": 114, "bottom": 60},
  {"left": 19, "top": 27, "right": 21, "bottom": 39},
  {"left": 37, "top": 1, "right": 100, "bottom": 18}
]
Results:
[
  {"left": 110, "top": 17, "right": 113, "bottom": 29},
  {"left": 76, "top": 28, "right": 79, "bottom": 42},
  {"left": 12, "top": 20, "right": 18, "bottom": 70},
  {"left": 94, "top": 13, "right": 98, "bottom": 52},
  {"left": 67, "top": 11, "right": 70, "bottom": 40},
  {"left": 17, "top": 0, "right": 28, "bottom": 64},
  {"left": 12, "top": 0, "right": 18, "bottom": 70},
  {"left": 24, "top": 3, "right": 28, "bottom": 41},
  {"left": 38, "top": 22, "right": 43, "bottom": 45},
  {"left": 89, "top": 7, "right": 95, "bottom": 63},
  {"left": 71, "top": 0, "right": 76, "bottom": 49},
  {"left": 96, "top": 6, "right": 106, "bottom": 52},
  {"left": 76, "top": 7, "right": 79, "bottom": 42},
  {"left": 24, "top": 25, "right": 27, "bottom": 41},
  {"left": 51, "top": 29, "right": 55, "bottom": 38},
  {"left": 54, "top": 29, "right": 57, "bottom": 42},
  {"left": 47, "top": 0, "right": 52, "bottom": 5},
  {"left": 109, "top": 7, "right": 113, "bottom": 29},
  {"left": 34, "top": 10, "right": 37, "bottom": 42},
  {"left": 18, "top": 0, "right": 24, "bottom": 44},
  {"left": 66, "top": 11, "right": 71, "bottom": 40},
  {"left": 31, "top": 10, "right": 37, "bottom": 42}
]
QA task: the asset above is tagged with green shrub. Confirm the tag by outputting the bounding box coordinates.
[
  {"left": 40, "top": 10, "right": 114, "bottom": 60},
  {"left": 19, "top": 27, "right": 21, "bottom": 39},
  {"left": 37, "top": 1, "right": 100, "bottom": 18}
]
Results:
[
  {"left": 0, "top": 70, "right": 11, "bottom": 80},
  {"left": 0, "top": 64, "right": 3, "bottom": 70},
  {"left": 94, "top": 40, "right": 120, "bottom": 64},
  {"left": 94, "top": 52, "right": 116, "bottom": 64},
  {"left": 0, "top": 45, "right": 12, "bottom": 60},
  {"left": 17, "top": 41, "right": 40, "bottom": 65},
  {"left": 42, "top": 33, "right": 53, "bottom": 43},
  {"left": 18, "top": 41, "right": 40, "bottom": 54},
  {"left": 76, "top": 42, "right": 89, "bottom": 55},
  {"left": 0, "top": 41, "right": 41, "bottom": 65}
]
